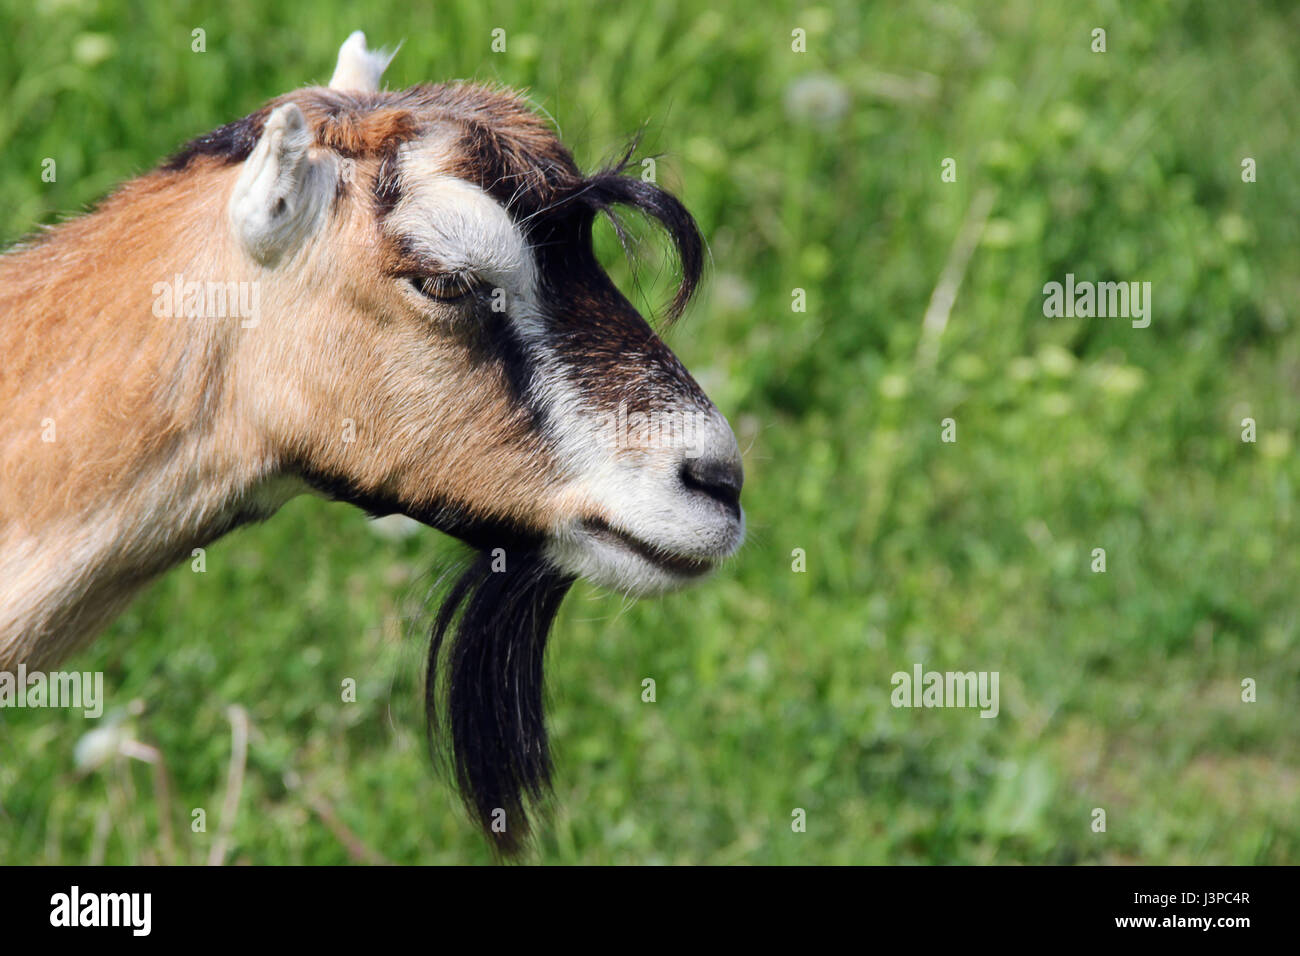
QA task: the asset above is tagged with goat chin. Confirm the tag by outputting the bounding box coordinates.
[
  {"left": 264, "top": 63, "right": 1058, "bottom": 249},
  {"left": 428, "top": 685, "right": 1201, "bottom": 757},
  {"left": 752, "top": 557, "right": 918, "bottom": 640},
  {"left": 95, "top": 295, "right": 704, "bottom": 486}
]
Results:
[{"left": 424, "top": 547, "right": 573, "bottom": 856}]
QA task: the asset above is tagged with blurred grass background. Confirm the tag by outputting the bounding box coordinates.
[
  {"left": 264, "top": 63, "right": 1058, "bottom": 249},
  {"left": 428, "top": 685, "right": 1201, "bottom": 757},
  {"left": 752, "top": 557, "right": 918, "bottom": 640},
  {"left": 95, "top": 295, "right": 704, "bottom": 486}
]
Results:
[{"left": 1, "top": 0, "right": 1297, "bottom": 864}]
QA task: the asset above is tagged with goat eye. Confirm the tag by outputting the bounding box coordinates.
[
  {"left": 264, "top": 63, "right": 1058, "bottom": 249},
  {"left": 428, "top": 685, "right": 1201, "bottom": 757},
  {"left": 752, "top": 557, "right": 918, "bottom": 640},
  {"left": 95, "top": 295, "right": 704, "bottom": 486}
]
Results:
[{"left": 409, "top": 273, "right": 480, "bottom": 303}]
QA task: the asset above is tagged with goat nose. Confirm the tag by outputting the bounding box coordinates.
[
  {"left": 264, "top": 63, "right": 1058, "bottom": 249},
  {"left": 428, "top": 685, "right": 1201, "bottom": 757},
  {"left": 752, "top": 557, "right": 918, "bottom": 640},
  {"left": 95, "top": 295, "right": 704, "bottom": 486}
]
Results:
[{"left": 680, "top": 454, "right": 744, "bottom": 513}]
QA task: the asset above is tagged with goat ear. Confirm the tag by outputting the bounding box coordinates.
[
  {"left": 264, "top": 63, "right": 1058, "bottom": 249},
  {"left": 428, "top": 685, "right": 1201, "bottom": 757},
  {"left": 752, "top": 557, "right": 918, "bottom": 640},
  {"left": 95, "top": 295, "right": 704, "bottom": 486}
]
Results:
[
  {"left": 228, "top": 103, "right": 332, "bottom": 266},
  {"left": 329, "top": 31, "right": 397, "bottom": 92}
]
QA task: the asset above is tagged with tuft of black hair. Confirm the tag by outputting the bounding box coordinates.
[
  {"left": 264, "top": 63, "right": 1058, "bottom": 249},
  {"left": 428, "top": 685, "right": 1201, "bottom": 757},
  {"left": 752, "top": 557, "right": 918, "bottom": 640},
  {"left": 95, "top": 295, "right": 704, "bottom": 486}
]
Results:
[
  {"left": 425, "top": 548, "right": 575, "bottom": 856},
  {"left": 544, "top": 139, "right": 706, "bottom": 324},
  {"left": 161, "top": 110, "right": 269, "bottom": 172}
]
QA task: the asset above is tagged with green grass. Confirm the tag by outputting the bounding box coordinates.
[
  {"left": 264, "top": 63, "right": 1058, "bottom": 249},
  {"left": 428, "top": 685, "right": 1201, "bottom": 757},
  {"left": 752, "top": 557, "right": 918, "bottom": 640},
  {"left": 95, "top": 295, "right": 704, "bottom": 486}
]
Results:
[{"left": 2, "top": 0, "right": 1298, "bottom": 864}]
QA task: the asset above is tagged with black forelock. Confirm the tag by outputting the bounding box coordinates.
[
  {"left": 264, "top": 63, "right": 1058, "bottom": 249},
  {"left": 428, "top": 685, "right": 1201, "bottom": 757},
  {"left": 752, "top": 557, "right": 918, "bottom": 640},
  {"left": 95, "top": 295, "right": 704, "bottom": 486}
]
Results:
[
  {"left": 488, "top": 141, "right": 707, "bottom": 326},
  {"left": 572, "top": 147, "right": 706, "bottom": 323}
]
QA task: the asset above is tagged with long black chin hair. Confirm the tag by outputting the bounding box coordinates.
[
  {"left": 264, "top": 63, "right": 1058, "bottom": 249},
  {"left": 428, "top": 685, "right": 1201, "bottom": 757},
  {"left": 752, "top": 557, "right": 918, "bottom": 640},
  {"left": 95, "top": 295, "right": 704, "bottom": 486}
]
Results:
[{"left": 424, "top": 548, "right": 575, "bottom": 855}]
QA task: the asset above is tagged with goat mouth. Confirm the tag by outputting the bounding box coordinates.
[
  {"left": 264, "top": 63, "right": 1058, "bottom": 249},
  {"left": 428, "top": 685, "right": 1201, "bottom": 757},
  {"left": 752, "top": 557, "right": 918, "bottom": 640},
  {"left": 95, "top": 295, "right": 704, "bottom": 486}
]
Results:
[{"left": 580, "top": 517, "right": 716, "bottom": 578}]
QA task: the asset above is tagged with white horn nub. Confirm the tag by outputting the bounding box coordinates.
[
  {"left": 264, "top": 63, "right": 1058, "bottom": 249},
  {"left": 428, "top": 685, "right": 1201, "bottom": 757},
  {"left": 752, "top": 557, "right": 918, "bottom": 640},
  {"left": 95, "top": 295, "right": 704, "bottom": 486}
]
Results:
[{"left": 329, "top": 31, "right": 397, "bottom": 93}]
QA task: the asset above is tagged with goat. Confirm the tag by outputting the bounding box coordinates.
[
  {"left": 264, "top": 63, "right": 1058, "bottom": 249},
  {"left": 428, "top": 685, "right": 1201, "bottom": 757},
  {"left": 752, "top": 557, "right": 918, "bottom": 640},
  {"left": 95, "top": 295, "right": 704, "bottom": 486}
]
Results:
[{"left": 0, "top": 33, "right": 744, "bottom": 853}]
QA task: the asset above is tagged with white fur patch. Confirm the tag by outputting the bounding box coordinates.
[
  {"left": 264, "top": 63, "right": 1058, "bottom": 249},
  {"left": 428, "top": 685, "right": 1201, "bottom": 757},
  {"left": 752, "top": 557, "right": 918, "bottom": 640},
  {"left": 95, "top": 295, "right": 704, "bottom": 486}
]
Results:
[
  {"left": 329, "top": 31, "right": 397, "bottom": 93},
  {"left": 386, "top": 168, "right": 538, "bottom": 290}
]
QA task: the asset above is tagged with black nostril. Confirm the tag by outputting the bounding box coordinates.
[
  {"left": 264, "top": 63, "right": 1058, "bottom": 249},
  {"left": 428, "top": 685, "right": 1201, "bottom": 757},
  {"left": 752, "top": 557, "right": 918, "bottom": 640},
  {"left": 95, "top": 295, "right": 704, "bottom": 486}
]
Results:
[{"left": 680, "top": 456, "right": 744, "bottom": 513}]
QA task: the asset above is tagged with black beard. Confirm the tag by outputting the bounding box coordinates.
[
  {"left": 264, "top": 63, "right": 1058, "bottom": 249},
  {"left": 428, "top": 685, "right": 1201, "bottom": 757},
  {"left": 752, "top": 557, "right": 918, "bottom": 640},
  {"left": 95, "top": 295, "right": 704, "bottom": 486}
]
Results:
[
  {"left": 284, "top": 462, "right": 573, "bottom": 853},
  {"left": 425, "top": 547, "right": 575, "bottom": 856}
]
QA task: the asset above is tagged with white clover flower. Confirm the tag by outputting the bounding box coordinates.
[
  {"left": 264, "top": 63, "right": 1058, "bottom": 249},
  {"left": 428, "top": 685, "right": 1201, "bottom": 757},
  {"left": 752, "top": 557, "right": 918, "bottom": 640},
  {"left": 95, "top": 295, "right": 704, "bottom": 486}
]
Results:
[
  {"left": 784, "top": 73, "right": 850, "bottom": 126},
  {"left": 72, "top": 33, "right": 115, "bottom": 67},
  {"left": 74, "top": 722, "right": 125, "bottom": 772}
]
